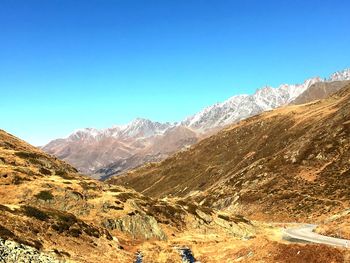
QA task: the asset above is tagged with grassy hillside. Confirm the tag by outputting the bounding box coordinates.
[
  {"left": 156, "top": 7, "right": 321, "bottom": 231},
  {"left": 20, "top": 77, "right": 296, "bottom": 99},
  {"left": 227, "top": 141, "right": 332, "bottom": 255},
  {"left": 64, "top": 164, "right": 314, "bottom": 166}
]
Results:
[{"left": 111, "top": 84, "right": 350, "bottom": 222}]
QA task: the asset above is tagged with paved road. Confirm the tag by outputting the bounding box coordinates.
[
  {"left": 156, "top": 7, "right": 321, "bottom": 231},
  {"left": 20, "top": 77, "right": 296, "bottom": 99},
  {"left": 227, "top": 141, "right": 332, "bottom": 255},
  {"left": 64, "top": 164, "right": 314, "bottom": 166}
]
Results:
[{"left": 284, "top": 224, "right": 350, "bottom": 248}]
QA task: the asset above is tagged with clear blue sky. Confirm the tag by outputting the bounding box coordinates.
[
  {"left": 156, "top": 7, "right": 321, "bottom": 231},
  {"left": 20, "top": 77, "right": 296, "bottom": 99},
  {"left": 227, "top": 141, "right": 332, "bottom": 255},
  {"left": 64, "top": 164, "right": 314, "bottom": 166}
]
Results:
[{"left": 1, "top": 0, "right": 349, "bottom": 146}]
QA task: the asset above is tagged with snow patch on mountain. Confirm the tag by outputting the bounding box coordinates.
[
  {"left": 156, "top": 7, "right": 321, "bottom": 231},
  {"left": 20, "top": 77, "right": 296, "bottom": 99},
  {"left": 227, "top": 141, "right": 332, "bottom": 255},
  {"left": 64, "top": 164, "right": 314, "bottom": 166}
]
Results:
[
  {"left": 67, "top": 118, "right": 173, "bottom": 142},
  {"left": 328, "top": 68, "right": 350, "bottom": 81},
  {"left": 182, "top": 77, "right": 322, "bottom": 132}
]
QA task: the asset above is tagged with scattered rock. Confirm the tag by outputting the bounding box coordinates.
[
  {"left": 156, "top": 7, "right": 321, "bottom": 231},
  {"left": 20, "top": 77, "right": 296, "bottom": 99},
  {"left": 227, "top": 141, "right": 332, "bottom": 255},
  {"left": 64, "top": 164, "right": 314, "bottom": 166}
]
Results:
[{"left": 0, "top": 238, "right": 61, "bottom": 263}]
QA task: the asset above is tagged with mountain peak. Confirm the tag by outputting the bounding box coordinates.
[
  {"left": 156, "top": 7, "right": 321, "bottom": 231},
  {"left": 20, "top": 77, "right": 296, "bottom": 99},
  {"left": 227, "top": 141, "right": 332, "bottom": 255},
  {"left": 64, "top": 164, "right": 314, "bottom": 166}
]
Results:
[
  {"left": 329, "top": 68, "right": 350, "bottom": 81},
  {"left": 66, "top": 118, "right": 174, "bottom": 143},
  {"left": 120, "top": 118, "right": 172, "bottom": 138}
]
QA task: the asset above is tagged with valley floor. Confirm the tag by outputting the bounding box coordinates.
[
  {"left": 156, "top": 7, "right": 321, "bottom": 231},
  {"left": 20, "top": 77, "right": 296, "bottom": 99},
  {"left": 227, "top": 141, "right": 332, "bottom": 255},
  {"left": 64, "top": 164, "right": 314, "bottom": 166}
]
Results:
[{"left": 120, "top": 222, "right": 350, "bottom": 263}]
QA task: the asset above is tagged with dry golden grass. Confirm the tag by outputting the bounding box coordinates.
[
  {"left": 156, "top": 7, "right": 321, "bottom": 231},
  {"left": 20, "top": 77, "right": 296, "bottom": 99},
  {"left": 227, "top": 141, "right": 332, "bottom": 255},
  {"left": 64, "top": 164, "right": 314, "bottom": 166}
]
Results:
[{"left": 110, "top": 84, "right": 350, "bottom": 223}]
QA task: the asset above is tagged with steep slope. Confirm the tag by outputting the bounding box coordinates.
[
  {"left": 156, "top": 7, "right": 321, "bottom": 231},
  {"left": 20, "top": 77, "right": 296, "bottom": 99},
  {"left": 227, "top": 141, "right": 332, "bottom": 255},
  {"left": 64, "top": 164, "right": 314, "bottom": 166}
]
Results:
[
  {"left": 111, "top": 84, "right": 350, "bottom": 222},
  {"left": 291, "top": 80, "right": 350, "bottom": 105},
  {"left": 0, "top": 129, "right": 255, "bottom": 262}
]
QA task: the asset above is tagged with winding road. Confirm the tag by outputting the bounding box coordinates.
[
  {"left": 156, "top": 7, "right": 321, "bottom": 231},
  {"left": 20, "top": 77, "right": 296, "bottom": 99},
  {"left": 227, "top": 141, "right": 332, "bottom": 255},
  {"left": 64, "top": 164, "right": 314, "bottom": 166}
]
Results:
[{"left": 284, "top": 224, "right": 350, "bottom": 248}]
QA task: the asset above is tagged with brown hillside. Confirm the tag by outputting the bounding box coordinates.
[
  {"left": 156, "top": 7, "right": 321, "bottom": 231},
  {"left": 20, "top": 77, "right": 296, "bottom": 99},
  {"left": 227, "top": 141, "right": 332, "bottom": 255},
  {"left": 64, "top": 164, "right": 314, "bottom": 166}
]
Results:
[
  {"left": 110, "top": 84, "right": 350, "bottom": 222},
  {"left": 0, "top": 129, "right": 257, "bottom": 262}
]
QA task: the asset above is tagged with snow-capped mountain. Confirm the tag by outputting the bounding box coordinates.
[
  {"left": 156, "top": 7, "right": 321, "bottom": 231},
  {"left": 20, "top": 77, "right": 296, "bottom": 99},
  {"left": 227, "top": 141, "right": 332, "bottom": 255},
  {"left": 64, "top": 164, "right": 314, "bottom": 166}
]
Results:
[
  {"left": 43, "top": 118, "right": 197, "bottom": 176},
  {"left": 182, "top": 77, "right": 322, "bottom": 132},
  {"left": 329, "top": 68, "right": 350, "bottom": 81},
  {"left": 67, "top": 118, "right": 172, "bottom": 142},
  {"left": 43, "top": 68, "right": 350, "bottom": 178},
  {"left": 182, "top": 69, "right": 350, "bottom": 132}
]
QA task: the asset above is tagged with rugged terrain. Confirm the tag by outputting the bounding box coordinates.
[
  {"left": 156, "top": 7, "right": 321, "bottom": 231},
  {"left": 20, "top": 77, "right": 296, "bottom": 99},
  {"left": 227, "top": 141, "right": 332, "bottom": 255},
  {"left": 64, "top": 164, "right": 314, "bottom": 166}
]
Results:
[
  {"left": 2, "top": 126, "right": 349, "bottom": 262},
  {"left": 0, "top": 129, "right": 261, "bottom": 262},
  {"left": 111, "top": 83, "right": 350, "bottom": 224}
]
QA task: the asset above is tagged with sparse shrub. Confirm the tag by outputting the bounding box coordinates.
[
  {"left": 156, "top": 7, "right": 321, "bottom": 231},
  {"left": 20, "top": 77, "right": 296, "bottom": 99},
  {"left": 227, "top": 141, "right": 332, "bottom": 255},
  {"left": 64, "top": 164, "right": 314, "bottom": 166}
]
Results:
[
  {"left": 39, "top": 167, "right": 51, "bottom": 175},
  {"left": 50, "top": 211, "right": 78, "bottom": 235},
  {"left": 52, "top": 223, "right": 69, "bottom": 233},
  {"left": 31, "top": 240, "right": 43, "bottom": 250},
  {"left": 0, "top": 223, "right": 43, "bottom": 249},
  {"left": 50, "top": 211, "right": 102, "bottom": 238},
  {"left": 35, "top": 190, "right": 54, "bottom": 201},
  {"left": 0, "top": 224, "right": 15, "bottom": 239},
  {"left": 56, "top": 170, "right": 74, "bottom": 179},
  {"left": 53, "top": 249, "right": 71, "bottom": 257},
  {"left": 12, "top": 175, "right": 27, "bottom": 185},
  {"left": 72, "top": 191, "right": 84, "bottom": 199},
  {"left": 14, "top": 151, "right": 44, "bottom": 166},
  {"left": 109, "top": 188, "right": 121, "bottom": 193},
  {"left": 0, "top": 205, "right": 12, "bottom": 213},
  {"left": 22, "top": 206, "right": 49, "bottom": 221},
  {"left": 232, "top": 214, "right": 251, "bottom": 225},
  {"left": 13, "top": 167, "right": 35, "bottom": 176},
  {"left": 68, "top": 228, "right": 82, "bottom": 237},
  {"left": 15, "top": 151, "right": 40, "bottom": 159},
  {"left": 218, "top": 214, "right": 230, "bottom": 221},
  {"left": 115, "top": 192, "right": 134, "bottom": 202},
  {"left": 107, "top": 205, "right": 123, "bottom": 210},
  {"left": 79, "top": 181, "right": 98, "bottom": 190},
  {"left": 57, "top": 213, "right": 77, "bottom": 224},
  {"left": 82, "top": 224, "right": 100, "bottom": 238}
]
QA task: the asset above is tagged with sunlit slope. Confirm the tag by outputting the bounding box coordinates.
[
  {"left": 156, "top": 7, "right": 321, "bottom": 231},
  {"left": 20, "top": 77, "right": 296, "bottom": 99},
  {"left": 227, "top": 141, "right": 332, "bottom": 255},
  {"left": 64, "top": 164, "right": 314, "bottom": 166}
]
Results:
[{"left": 111, "top": 84, "right": 350, "bottom": 221}]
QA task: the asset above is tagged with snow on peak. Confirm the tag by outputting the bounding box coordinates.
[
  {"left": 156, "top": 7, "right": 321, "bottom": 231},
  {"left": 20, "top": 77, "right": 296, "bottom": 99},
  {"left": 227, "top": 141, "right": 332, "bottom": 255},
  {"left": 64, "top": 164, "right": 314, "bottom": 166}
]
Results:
[
  {"left": 68, "top": 128, "right": 101, "bottom": 141},
  {"left": 67, "top": 118, "right": 173, "bottom": 142},
  {"left": 181, "top": 74, "right": 330, "bottom": 132},
  {"left": 328, "top": 68, "right": 350, "bottom": 81},
  {"left": 119, "top": 118, "right": 172, "bottom": 138}
]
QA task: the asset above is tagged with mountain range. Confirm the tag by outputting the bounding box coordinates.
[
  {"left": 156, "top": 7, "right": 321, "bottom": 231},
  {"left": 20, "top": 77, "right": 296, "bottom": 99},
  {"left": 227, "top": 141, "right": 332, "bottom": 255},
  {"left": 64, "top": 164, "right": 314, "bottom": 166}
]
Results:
[
  {"left": 111, "top": 82, "right": 350, "bottom": 222},
  {"left": 2, "top": 78, "right": 350, "bottom": 262},
  {"left": 43, "top": 69, "right": 350, "bottom": 179}
]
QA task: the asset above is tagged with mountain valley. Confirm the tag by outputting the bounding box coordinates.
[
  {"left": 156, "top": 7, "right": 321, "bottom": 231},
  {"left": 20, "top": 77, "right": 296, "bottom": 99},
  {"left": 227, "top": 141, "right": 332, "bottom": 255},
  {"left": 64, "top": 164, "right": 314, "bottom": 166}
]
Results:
[
  {"left": 1, "top": 75, "right": 350, "bottom": 262},
  {"left": 1, "top": 127, "right": 349, "bottom": 262},
  {"left": 111, "top": 83, "right": 350, "bottom": 225}
]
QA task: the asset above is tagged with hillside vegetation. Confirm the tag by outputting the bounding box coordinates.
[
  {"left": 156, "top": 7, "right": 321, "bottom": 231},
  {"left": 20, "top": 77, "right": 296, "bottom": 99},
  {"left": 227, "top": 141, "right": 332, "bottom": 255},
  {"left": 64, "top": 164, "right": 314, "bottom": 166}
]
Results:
[{"left": 111, "top": 84, "right": 350, "bottom": 222}]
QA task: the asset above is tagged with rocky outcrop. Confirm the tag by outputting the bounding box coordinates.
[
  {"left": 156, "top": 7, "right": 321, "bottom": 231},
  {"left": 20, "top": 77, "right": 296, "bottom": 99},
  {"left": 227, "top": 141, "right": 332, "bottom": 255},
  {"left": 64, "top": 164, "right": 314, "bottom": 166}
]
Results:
[
  {"left": 0, "top": 238, "right": 61, "bottom": 263},
  {"left": 103, "top": 213, "right": 167, "bottom": 240}
]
